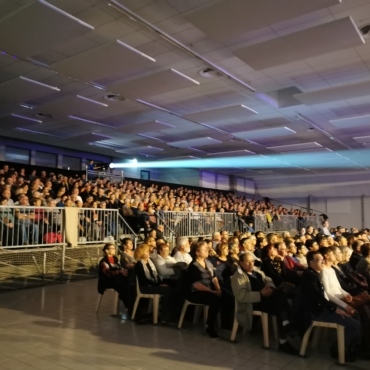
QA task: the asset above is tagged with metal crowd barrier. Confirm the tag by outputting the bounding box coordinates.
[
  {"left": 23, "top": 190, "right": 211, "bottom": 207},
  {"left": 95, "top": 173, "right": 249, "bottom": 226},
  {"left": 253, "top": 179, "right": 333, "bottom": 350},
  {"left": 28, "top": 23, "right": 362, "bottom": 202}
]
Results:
[
  {"left": 157, "top": 211, "right": 238, "bottom": 237},
  {"left": 0, "top": 205, "right": 65, "bottom": 249},
  {"left": 85, "top": 168, "right": 124, "bottom": 183},
  {"left": 252, "top": 214, "right": 320, "bottom": 232}
]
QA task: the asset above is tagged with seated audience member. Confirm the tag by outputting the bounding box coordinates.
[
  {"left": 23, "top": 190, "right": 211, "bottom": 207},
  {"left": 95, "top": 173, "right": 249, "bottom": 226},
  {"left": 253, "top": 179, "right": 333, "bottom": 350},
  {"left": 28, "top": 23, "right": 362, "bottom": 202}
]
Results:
[
  {"left": 350, "top": 240, "right": 365, "bottom": 271},
  {"left": 282, "top": 240, "right": 306, "bottom": 280},
  {"left": 261, "top": 244, "right": 293, "bottom": 293},
  {"left": 184, "top": 241, "right": 222, "bottom": 339},
  {"left": 305, "top": 239, "right": 319, "bottom": 252},
  {"left": 295, "top": 242, "right": 308, "bottom": 267},
  {"left": 152, "top": 242, "right": 180, "bottom": 282},
  {"left": 14, "top": 195, "right": 39, "bottom": 245},
  {"left": 228, "top": 236, "right": 240, "bottom": 266},
  {"left": 211, "top": 232, "right": 221, "bottom": 249},
  {"left": 134, "top": 243, "right": 174, "bottom": 323},
  {"left": 254, "top": 235, "right": 268, "bottom": 259},
  {"left": 356, "top": 243, "right": 370, "bottom": 286},
  {"left": 119, "top": 237, "right": 136, "bottom": 269},
  {"left": 292, "top": 250, "right": 361, "bottom": 362},
  {"left": 332, "top": 246, "right": 368, "bottom": 295},
  {"left": 173, "top": 236, "right": 192, "bottom": 264},
  {"left": 98, "top": 243, "right": 130, "bottom": 313},
  {"left": 320, "top": 247, "right": 370, "bottom": 357},
  {"left": 0, "top": 197, "right": 15, "bottom": 246},
  {"left": 232, "top": 253, "right": 297, "bottom": 355}
]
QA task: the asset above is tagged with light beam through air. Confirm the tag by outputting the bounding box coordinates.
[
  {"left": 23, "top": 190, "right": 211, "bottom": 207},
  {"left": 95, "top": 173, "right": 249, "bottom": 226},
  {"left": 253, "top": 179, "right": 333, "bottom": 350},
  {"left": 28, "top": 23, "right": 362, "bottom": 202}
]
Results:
[{"left": 110, "top": 148, "right": 370, "bottom": 170}]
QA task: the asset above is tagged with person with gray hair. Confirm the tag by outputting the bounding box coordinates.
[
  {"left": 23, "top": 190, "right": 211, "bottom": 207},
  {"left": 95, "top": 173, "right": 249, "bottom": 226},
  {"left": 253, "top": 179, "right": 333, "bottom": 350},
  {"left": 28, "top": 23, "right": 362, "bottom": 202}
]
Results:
[{"left": 173, "top": 236, "right": 192, "bottom": 264}]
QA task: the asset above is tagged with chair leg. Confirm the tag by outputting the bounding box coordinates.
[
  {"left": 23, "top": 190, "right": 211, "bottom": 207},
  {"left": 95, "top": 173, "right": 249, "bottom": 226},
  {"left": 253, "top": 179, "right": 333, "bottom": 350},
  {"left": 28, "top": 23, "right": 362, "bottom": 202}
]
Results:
[
  {"left": 152, "top": 295, "right": 160, "bottom": 324},
  {"left": 178, "top": 301, "right": 189, "bottom": 329},
  {"left": 204, "top": 306, "right": 209, "bottom": 329},
  {"left": 230, "top": 318, "right": 239, "bottom": 342},
  {"left": 193, "top": 305, "right": 202, "bottom": 323},
  {"left": 311, "top": 326, "right": 322, "bottom": 348},
  {"left": 113, "top": 292, "right": 120, "bottom": 316},
  {"left": 261, "top": 312, "right": 270, "bottom": 348},
  {"left": 299, "top": 325, "right": 314, "bottom": 356},
  {"left": 131, "top": 297, "right": 140, "bottom": 320},
  {"left": 96, "top": 294, "right": 103, "bottom": 313},
  {"left": 337, "top": 325, "right": 345, "bottom": 365},
  {"left": 271, "top": 315, "right": 279, "bottom": 342}
]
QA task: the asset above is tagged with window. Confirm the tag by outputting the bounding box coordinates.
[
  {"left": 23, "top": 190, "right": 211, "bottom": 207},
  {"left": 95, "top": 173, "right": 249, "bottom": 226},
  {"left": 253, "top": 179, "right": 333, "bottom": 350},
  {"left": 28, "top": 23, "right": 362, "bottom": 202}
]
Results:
[
  {"left": 34, "top": 151, "right": 57, "bottom": 168},
  {"left": 5, "top": 147, "right": 30, "bottom": 164},
  {"left": 62, "top": 156, "right": 81, "bottom": 171}
]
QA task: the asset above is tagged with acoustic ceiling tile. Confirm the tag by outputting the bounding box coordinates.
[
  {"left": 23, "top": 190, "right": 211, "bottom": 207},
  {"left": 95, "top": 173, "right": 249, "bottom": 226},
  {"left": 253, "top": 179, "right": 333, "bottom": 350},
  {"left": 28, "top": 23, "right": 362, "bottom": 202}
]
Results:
[
  {"left": 234, "top": 17, "right": 364, "bottom": 70},
  {"left": 186, "top": 0, "right": 340, "bottom": 41}
]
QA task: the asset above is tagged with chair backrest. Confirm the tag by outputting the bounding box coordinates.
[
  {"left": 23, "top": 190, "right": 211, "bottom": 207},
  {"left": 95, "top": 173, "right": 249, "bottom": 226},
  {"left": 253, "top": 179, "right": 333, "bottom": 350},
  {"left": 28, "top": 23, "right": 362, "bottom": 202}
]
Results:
[{"left": 136, "top": 276, "right": 141, "bottom": 295}]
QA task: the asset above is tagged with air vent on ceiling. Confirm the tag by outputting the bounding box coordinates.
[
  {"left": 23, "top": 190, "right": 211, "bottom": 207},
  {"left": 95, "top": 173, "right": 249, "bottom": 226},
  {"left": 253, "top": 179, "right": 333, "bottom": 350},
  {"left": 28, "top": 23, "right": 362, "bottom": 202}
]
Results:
[
  {"left": 199, "top": 68, "right": 221, "bottom": 78},
  {"left": 360, "top": 24, "right": 370, "bottom": 38},
  {"left": 103, "top": 93, "right": 125, "bottom": 102},
  {"left": 34, "top": 112, "right": 54, "bottom": 119}
]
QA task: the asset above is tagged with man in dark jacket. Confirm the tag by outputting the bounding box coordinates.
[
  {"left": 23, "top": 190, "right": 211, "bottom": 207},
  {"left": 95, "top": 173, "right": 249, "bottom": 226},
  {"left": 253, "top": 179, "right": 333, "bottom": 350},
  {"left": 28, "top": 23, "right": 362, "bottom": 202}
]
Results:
[{"left": 293, "top": 250, "right": 361, "bottom": 362}]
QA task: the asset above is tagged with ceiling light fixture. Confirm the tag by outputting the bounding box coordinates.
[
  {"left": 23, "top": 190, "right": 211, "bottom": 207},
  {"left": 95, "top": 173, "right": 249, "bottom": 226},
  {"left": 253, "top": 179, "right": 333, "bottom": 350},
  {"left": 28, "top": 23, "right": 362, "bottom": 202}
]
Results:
[
  {"left": 241, "top": 104, "right": 258, "bottom": 114},
  {"left": 38, "top": 0, "right": 94, "bottom": 30},
  {"left": 137, "top": 134, "right": 164, "bottom": 142},
  {"left": 16, "top": 127, "right": 63, "bottom": 138},
  {"left": 11, "top": 113, "right": 42, "bottom": 124},
  {"left": 68, "top": 115, "right": 115, "bottom": 128},
  {"left": 20, "top": 76, "right": 60, "bottom": 91},
  {"left": 108, "top": 0, "right": 254, "bottom": 92},
  {"left": 77, "top": 95, "right": 108, "bottom": 107},
  {"left": 155, "top": 120, "right": 175, "bottom": 128},
  {"left": 116, "top": 39, "right": 156, "bottom": 62},
  {"left": 136, "top": 99, "right": 180, "bottom": 115},
  {"left": 171, "top": 68, "right": 199, "bottom": 85}
]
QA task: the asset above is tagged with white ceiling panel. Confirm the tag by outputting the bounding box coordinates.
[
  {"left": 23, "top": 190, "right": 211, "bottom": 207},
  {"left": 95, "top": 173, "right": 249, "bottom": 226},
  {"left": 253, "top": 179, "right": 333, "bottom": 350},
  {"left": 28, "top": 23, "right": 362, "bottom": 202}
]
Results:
[
  {"left": 295, "top": 80, "right": 370, "bottom": 105},
  {"left": 186, "top": 0, "right": 340, "bottom": 41},
  {"left": 353, "top": 135, "right": 370, "bottom": 143},
  {"left": 51, "top": 40, "right": 156, "bottom": 84},
  {"left": 185, "top": 104, "right": 257, "bottom": 123},
  {"left": 0, "top": 114, "right": 42, "bottom": 130},
  {"left": 0, "top": 76, "right": 61, "bottom": 106},
  {"left": 267, "top": 142, "right": 323, "bottom": 153},
  {"left": 329, "top": 114, "right": 370, "bottom": 129},
  {"left": 168, "top": 137, "right": 222, "bottom": 148},
  {"left": 0, "top": 1, "right": 93, "bottom": 58},
  {"left": 109, "top": 69, "right": 198, "bottom": 99},
  {"left": 234, "top": 17, "right": 364, "bottom": 70},
  {"left": 233, "top": 127, "right": 296, "bottom": 141}
]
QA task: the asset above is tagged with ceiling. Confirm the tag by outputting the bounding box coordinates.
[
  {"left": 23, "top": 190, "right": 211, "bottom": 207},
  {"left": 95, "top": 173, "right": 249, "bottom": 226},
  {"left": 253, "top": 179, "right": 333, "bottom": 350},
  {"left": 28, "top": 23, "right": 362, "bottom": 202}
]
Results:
[{"left": 1, "top": 0, "right": 370, "bottom": 180}]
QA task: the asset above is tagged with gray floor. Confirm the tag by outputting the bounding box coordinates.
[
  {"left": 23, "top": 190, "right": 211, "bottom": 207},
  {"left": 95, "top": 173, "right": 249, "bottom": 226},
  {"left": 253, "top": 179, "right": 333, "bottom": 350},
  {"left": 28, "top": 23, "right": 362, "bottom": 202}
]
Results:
[{"left": 0, "top": 279, "right": 367, "bottom": 370}]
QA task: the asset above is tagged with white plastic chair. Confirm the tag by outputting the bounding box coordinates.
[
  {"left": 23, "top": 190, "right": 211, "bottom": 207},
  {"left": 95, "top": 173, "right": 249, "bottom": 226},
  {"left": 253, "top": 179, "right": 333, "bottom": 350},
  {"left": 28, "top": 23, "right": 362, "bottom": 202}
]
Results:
[
  {"left": 131, "top": 277, "right": 162, "bottom": 324},
  {"left": 299, "top": 321, "right": 345, "bottom": 365},
  {"left": 96, "top": 289, "right": 120, "bottom": 315},
  {"left": 230, "top": 300, "right": 277, "bottom": 348},
  {"left": 178, "top": 300, "right": 209, "bottom": 329}
]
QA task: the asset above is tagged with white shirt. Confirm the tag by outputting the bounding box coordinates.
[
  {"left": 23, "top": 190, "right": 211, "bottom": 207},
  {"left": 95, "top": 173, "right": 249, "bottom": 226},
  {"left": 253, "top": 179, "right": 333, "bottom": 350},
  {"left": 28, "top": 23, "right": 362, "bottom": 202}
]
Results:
[
  {"left": 152, "top": 254, "right": 177, "bottom": 279},
  {"left": 173, "top": 251, "right": 192, "bottom": 265},
  {"left": 320, "top": 266, "right": 349, "bottom": 309}
]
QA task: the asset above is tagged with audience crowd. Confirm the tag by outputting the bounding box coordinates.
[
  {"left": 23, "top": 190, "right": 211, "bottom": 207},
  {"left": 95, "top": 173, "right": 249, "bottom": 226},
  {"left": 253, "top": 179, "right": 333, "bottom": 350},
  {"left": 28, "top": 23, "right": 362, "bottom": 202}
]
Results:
[
  {"left": 100, "top": 222, "right": 370, "bottom": 362},
  {"left": 2, "top": 164, "right": 370, "bottom": 362},
  {"left": 1, "top": 163, "right": 321, "bottom": 245}
]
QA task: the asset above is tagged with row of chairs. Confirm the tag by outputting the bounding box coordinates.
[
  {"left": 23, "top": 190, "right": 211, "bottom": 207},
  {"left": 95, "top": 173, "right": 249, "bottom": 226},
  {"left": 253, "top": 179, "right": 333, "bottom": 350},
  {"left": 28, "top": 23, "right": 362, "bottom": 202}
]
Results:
[{"left": 96, "top": 282, "right": 345, "bottom": 365}]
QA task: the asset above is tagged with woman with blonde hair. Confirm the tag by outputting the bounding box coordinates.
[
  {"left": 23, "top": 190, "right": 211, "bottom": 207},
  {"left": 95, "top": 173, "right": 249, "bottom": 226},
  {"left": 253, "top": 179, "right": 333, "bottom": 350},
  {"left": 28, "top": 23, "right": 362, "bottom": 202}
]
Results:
[{"left": 134, "top": 243, "right": 174, "bottom": 323}]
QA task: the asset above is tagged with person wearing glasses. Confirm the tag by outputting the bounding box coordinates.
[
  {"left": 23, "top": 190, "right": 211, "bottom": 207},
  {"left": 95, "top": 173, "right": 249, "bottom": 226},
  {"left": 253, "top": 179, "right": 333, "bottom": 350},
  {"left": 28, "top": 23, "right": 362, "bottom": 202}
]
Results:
[{"left": 98, "top": 242, "right": 130, "bottom": 313}]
